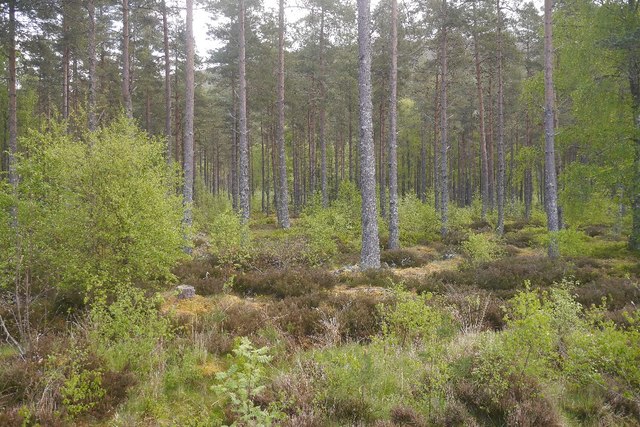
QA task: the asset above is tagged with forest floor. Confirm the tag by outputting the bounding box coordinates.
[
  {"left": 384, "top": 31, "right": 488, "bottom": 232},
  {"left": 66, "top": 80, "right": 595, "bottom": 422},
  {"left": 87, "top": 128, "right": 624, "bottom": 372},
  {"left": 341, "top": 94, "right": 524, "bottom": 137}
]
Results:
[{"left": 3, "top": 215, "right": 640, "bottom": 426}]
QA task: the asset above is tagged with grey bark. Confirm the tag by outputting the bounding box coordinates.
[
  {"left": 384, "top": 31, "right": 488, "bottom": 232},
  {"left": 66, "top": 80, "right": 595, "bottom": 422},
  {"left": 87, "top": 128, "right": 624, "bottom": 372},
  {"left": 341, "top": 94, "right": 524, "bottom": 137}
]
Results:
[
  {"left": 122, "top": 0, "right": 132, "bottom": 118},
  {"left": 357, "top": 0, "right": 380, "bottom": 269},
  {"left": 496, "top": 0, "right": 505, "bottom": 235},
  {"left": 439, "top": 0, "right": 449, "bottom": 238},
  {"left": 8, "top": 0, "right": 17, "bottom": 219},
  {"left": 163, "top": 0, "right": 172, "bottom": 162},
  {"left": 543, "top": 0, "right": 560, "bottom": 257},
  {"left": 87, "top": 0, "right": 97, "bottom": 131},
  {"left": 319, "top": 8, "right": 328, "bottom": 208},
  {"left": 183, "top": 0, "right": 195, "bottom": 238},
  {"left": 275, "top": 0, "right": 290, "bottom": 228},
  {"left": 388, "top": 0, "right": 399, "bottom": 250},
  {"left": 472, "top": 0, "right": 489, "bottom": 220},
  {"left": 238, "top": 0, "right": 250, "bottom": 223},
  {"left": 62, "top": 2, "right": 69, "bottom": 120}
]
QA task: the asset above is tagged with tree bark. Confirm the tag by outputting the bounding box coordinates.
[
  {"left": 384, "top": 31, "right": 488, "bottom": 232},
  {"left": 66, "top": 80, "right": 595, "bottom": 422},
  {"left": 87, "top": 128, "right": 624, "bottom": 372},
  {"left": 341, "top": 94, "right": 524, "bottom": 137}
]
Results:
[
  {"left": 439, "top": 0, "right": 449, "bottom": 238},
  {"left": 87, "top": 0, "right": 97, "bottom": 131},
  {"left": 183, "top": 0, "right": 195, "bottom": 240},
  {"left": 472, "top": 0, "right": 489, "bottom": 220},
  {"left": 275, "top": 0, "right": 291, "bottom": 227},
  {"left": 543, "top": 0, "right": 560, "bottom": 257},
  {"left": 238, "top": 0, "right": 250, "bottom": 222},
  {"left": 388, "top": 0, "right": 399, "bottom": 249},
  {"left": 62, "top": 1, "right": 70, "bottom": 120},
  {"left": 162, "top": 0, "right": 172, "bottom": 162},
  {"left": 122, "top": 0, "right": 132, "bottom": 118},
  {"left": 8, "top": 0, "right": 18, "bottom": 225},
  {"left": 319, "top": 7, "right": 328, "bottom": 207},
  {"left": 496, "top": 0, "right": 505, "bottom": 235},
  {"left": 357, "top": 0, "right": 380, "bottom": 269}
]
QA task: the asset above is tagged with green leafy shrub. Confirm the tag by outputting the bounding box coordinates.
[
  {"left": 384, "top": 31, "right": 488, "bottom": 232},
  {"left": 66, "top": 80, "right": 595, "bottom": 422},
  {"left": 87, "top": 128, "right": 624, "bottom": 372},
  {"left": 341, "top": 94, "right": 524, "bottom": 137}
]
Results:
[
  {"left": 4, "top": 117, "right": 185, "bottom": 299},
  {"left": 90, "top": 286, "right": 171, "bottom": 375},
  {"left": 212, "top": 337, "right": 284, "bottom": 426},
  {"left": 208, "top": 201, "right": 251, "bottom": 266},
  {"left": 398, "top": 195, "right": 439, "bottom": 245},
  {"left": 297, "top": 182, "right": 362, "bottom": 264},
  {"left": 539, "top": 228, "right": 593, "bottom": 257},
  {"left": 461, "top": 232, "right": 504, "bottom": 265}
]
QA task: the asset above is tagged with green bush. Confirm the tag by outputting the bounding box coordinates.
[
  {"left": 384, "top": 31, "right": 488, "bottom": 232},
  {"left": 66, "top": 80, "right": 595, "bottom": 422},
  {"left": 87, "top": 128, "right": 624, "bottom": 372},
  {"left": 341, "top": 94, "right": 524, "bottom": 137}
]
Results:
[
  {"left": 398, "top": 195, "right": 439, "bottom": 245},
  {"left": 3, "top": 117, "right": 185, "bottom": 299},
  {"left": 297, "top": 182, "right": 362, "bottom": 264},
  {"left": 212, "top": 337, "right": 284, "bottom": 426},
  {"left": 461, "top": 232, "right": 504, "bottom": 266},
  {"left": 90, "top": 285, "right": 171, "bottom": 375},
  {"left": 539, "top": 228, "right": 592, "bottom": 257}
]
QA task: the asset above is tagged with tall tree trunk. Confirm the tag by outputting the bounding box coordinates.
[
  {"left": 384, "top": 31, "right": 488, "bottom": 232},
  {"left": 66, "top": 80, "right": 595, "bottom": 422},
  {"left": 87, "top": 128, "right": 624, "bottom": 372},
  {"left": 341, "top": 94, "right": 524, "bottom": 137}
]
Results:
[
  {"left": 434, "top": 72, "right": 440, "bottom": 211},
  {"left": 163, "top": 0, "right": 172, "bottom": 162},
  {"left": 8, "top": 0, "right": 18, "bottom": 225},
  {"left": 357, "top": 0, "right": 380, "bottom": 269},
  {"left": 388, "top": 0, "right": 399, "bottom": 249},
  {"left": 473, "top": 0, "right": 489, "bottom": 220},
  {"left": 349, "top": 94, "right": 353, "bottom": 182},
  {"left": 276, "top": 0, "right": 290, "bottom": 227},
  {"left": 496, "top": 0, "right": 505, "bottom": 235},
  {"left": 628, "top": 46, "right": 640, "bottom": 249},
  {"left": 62, "top": 2, "right": 70, "bottom": 120},
  {"left": 319, "top": 7, "right": 328, "bottom": 207},
  {"left": 87, "top": 0, "right": 97, "bottom": 131},
  {"left": 183, "top": 0, "right": 195, "bottom": 241},
  {"left": 543, "top": 0, "right": 560, "bottom": 257},
  {"left": 379, "top": 100, "right": 387, "bottom": 219},
  {"left": 238, "top": 0, "right": 250, "bottom": 222},
  {"left": 439, "top": 0, "right": 449, "bottom": 238},
  {"left": 122, "top": 0, "right": 132, "bottom": 118}
]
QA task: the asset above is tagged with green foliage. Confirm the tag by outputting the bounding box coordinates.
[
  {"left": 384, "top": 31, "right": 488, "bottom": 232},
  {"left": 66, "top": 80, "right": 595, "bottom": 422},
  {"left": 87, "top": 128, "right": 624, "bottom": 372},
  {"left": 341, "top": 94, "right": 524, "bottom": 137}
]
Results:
[
  {"left": 3, "top": 117, "right": 185, "bottom": 298},
  {"left": 60, "top": 365, "right": 105, "bottom": 417},
  {"left": 539, "top": 228, "right": 592, "bottom": 257},
  {"left": 211, "top": 337, "right": 284, "bottom": 426},
  {"left": 90, "top": 285, "right": 171, "bottom": 375},
  {"left": 398, "top": 195, "right": 439, "bottom": 245},
  {"left": 206, "top": 198, "right": 251, "bottom": 265},
  {"left": 297, "top": 182, "right": 362, "bottom": 264},
  {"left": 461, "top": 233, "right": 504, "bottom": 266},
  {"left": 378, "top": 284, "right": 453, "bottom": 349}
]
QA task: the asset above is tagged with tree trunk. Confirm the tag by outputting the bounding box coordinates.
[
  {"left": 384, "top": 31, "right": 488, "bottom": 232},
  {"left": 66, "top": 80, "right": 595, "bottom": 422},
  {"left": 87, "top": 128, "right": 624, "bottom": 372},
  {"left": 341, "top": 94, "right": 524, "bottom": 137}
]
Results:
[
  {"left": 628, "top": 46, "right": 640, "bottom": 249},
  {"left": 379, "top": 100, "right": 387, "bottom": 219},
  {"left": 275, "top": 0, "right": 291, "bottom": 227},
  {"left": 357, "top": 0, "right": 380, "bottom": 269},
  {"left": 473, "top": 0, "right": 489, "bottom": 220},
  {"left": 319, "top": 8, "right": 328, "bottom": 207},
  {"left": 543, "top": 0, "right": 560, "bottom": 257},
  {"left": 87, "top": 0, "right": 97, "bottom": 131},
  {"left": 62, "top": 1, "right": 70, "bottom": 120},
  {"left": 163, "top": 0, "right": 172, "bottom": 162},
  {"left": 439, "top": 0, "right": 449, "bottom": 238},
  {"left": 183, "top": 0, "right": 195, "bottom": 241},
  {"left": 388, "top": 0, "right": 399, "bottom": 249},
  {"left": 238, "top": 0, "right": 250, "bottom": 222},
  {"left": 496, "top": 0, "right": 505, "bottom": 235},
  {"left": 8, "top": 0, "right": 18, "bottom": 225},
  {"left": 122, "top": 0, "right": 132, "bottom": 118}
]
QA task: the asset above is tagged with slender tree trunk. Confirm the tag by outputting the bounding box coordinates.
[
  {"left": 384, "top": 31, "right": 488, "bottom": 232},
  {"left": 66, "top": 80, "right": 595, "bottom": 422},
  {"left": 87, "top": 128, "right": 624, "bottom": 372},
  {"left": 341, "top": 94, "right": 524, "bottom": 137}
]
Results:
[
  {"left": 8, "top": 0, "right": 18, "bottom": 226},
  {"left": 183, "top": 0, "right": 195, "bottom": 243},
  {"left": 319, "top": 8, "right": 328, "bottom": 207},
  {"left": 357, "top": 0, "right": 380, "bottom": 269},
  {"left": 434, "top": 73, "right": 440, "bottom": 211},
  {"left": 496, "top": 0, "right": 505, "bottom": 234},
  {"left": 349, "top": 95, "right": 353, "bottom": 182},
  {"left": 440, "top": 0, "right": 449, "bottom": 238},
  {"left": 388, "top": 0, "right": 399, "bottom": 249},
  {"left": 238, "top": 0, "right": 250, "bottom": 222},
  {"left": 379, "top": 100, "right": 387, "bottom": 219},
  {"left": 122, "top": 0, "right": 132, "bottom": 118},
  {"left": 628, "top": 52, "right": 640, "bottom": 249},
  {"left": 62, "top": 2, "right": 70, "bottom": 120},
  {"left": 473, "top": 0, "right": 489, "bottom": 220},
  {"left": 543, "top": 0, "right": 560, "bottom": 257},
  {"left": 87, "top": 0, "right": 97, "bottom": 131},
  {"left": 163, "top": 0, "right": 172, "bottom": 162},
  {"left": 275, "top": 0, "right": 291, "bottom": 227}
]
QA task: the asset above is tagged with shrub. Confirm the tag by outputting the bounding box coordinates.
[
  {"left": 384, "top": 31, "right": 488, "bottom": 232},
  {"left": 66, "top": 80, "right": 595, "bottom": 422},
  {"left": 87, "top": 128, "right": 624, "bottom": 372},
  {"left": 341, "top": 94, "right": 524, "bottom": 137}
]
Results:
[
  {"left": 89, "top": 285, "right": 171, "bottom": 376},
  {"left": 397, "top": 195, "right": 439, "bottom": 245},
  {"left": 211, "top": 337, "right": 284, "bottom": 426},
  {"left": 3, "top": 117, "right": 185, "bottom": 300},
  {"left": 461, "top": 233, "right": 504, "bottom": 266},
  {"left": 207, "top": 199, "right": 251, "bottom": 266}
]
